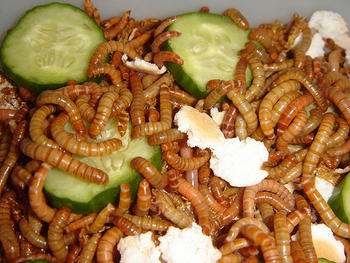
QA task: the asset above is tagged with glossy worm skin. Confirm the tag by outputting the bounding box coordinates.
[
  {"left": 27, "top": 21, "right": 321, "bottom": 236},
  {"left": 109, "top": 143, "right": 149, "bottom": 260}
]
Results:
[
  {"left": 225, "top": 217, "right": 271, "bottom": 243},
  {"left": 249, "top": 29, "right": 273, "bottom": 50},
  {"left": 264, "top": 154, "right": 297, "bottom": 180},
  {"left": 226, "top": 81, "right": 258, "bottom": 135},
  {"left": 113, "top": 216, "right": 142, "bottom": 236},
  {"left": 131, "top": 157, "right": 168, "bottom": 188},
  {"left": 116, "top": 109, "right": 130, "bottom": 137},
  {"left": 0, "top": 190, "right": 20, "bottom": 261},
  {"left": 263, "top": 60, "right": 294, "bottom": 72},
  {"left": 276, "top": 109, "right": 308, "bottom": 154},
  {"left": 51, "top": 113, "right": 122, "bottom": 156},
  {"left": 270, "top": 68, "right": 327, "bottom": 112},
  {"left": 279, "top": 162, "right": 303, "bottom": 184},
  {"left": 28, "top": 163, "right": 56, "bottom": 223},
  {"left": 274, "top": 211, "right": 293, "bottom": 263},
  {"left": 222, "top": 8, "right": 249, "bottom": 30},
  {"left": 293, "top": 26, "right": 312, "bottom": 69},
  {"left": 263, "top": 151, "right": 285, "bottom": 167},
  {"left": 133, "top": 179, "right": 151, "bottom": 216},
  {"left": 285, "top": 16, "right": 307, "bottom": 50},
  {"left": 48, "top": 206, "right": 71, "bottom": 262},
  {"left": 154, "top": 16, "right": 177, "bottom": 36},
  {"left": 29, "top": 105, "right": 60, "bottom": 149},
  {"left": 11, "top": 254, "right": 60, "bottom": 263},
  {"left": 255, "top": 191, "right": 294, "bottom": 213},
  {"left": 153, "top": 188, "right": 193, "bottom": 228},
  {"left": 0, "top": 108, "right": 17, "bottom": 121},
  {"left": 89, "top": 40, "right": 140, "bottom": 65},
  {"left": 84, "top": 0, "right": 101, "bottom": 26},
  {"left": 245, "top": 55, "right": 266, "bottom": 103},
  {"left": 89, "top": 91, "right": 119, "bottom": 138},
  {"left": 0, "top": 128, "right": 11, "bottom": 164},
  {"left": 286, "top": 207, "right": 310, "bottom": 233},
  {"left": 234, "top": 57, "right": 248, "bottom": 94},
  {"left": 259, "top": 80, "right": 301, "bottom": 139},
  {"left": 151, "top": 31, "right": 181, "bottom": 53},
  {"left": 88, "top": 203, "right": 116, "bottom": 234},
  {"left": 122, "top": 214, "right": 173, "bottom": 232},
  {"left": 153, "top": 51, "right": 184, "bottom": 68},
  {"left": 177, "top": 177, "right": 210, "bottom": 234},
  {"left": 276, "top": 92, "right": 314, "bottom": 137},
  {"left": 242, "top": 41, "right": 270, "bottom": 64},
  {"left": 127, "top": 29, "right": 155, "bottom": 48},
  {"left": 132, "top": 84, "right": 172, "bottom": 138},
  {"left": 76, "top": 94, "right": 95, "bottom": 122},
  {"left": 11, "top": 165, "right": 32, "bottom": 190},
  {"left": 198, "top": 183, "right": 226, "bottom": 217},
  {"left": 78, "top": 232, "right": 101, "bottom": 263},
  {"left": 243, "top": 179, "right": 295, "bottom": 218},
  {"left": 147, "top": 128, "right": 186, "bottom": 145},
  {"left": 96, "top": 227, "right": 123, "bottom": 263},
  {"left": 21, "top": 138, "right": 109, "bottom": 184},
  {"left": 204, "top": 80, "right": 232, "bottom": 111},
  {"left": 19, "top": 217, "right": 47, "bottom": 249},
  {"left": 180, "top": 143, "right": 199, "bottom": 189},
  {"left": 113, "top": 184, "right": 131, "bottom": 216},
  {"left": 104, "top": 10, "right": 130, "bottom": 40},
  {"left": 143, "top": 72, "right": 174, "bottom": 100},
  {"left": 169, "top": 84, "right": 196, "bottom": 106},
  {"left": 327, "top": 117, "right": 349, "bottom": 149},
  {"left": 56, "top": 84, "right": 96, "bottom": 99},
  {"left": 291, "top": 133, "right": 315, "bottom": 145},
  {"left": 130, "top": 70, "right": 146, "bottom": 126},
  {"left": 241, "top": 224, "right": 281, "bottom": 263},
  {"left": 290, "top": 241, "right": 306, "bottom": 263},
  {"left": 0, "top": 120, "right": 27, "bottom": 195},
  {"left": 163, "top": 148, "right": 210, "bottom": 171},
  {"left": 36, "top": 90, "right": 86, "bottom": 135},
  {"left": 87, "top": 63, "right": 122, "bottom": 86},
  {"left": 65, "top": 213, "right": 97, "bottom": 233},
  {"left": 221, "top": 104, "right": 238, "bottom": 138},
  {"left": 220, "top": 237, "right": 252, "bottom": 256}
]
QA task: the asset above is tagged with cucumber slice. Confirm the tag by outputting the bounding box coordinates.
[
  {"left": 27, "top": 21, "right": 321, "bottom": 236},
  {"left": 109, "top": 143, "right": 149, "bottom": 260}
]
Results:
[
  {"left": 1, "top": 3, "right": 105, "bottom": 94},
  {"left": 44, "top": 120, "right": 162, "bottom": 214},
  {"left": 318, "top": 258, "right": 335, "bottom": 263},
  {"left": 161, "top": 12, "right": 252, "bottom": 98},
  {"left": 328, "top": 172, "right": 350, "bottom": 223}
]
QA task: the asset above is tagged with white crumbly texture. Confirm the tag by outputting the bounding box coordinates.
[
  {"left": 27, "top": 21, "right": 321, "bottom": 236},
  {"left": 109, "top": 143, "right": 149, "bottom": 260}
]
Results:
[
  {"left": 315, "top": 177, "right": 335, "bottom": 202},
  {"left": 311, "top": 224, "right": 346, "bottom": 263},
  {"left": 175, "top": 106, "right": 269, "bottom": 187},
  {"left": 158, "top": 223, "right": 221, "bottom": 263},
  {"left": 309, "top": 10, "right": 348, "bottom": 40},
  {"left": 210, "top": 138, "right": 269, "bottom": 187},
  {"left": 306, "top": 33, "right": 326, "bottom": 58},
  {"left": 175, "top": 106, "right": 225, "bottom": 149},
  {"left": 117, "top": 232, "right": 161, "bottom": 263},
  {"left": 122, "top": 54, "right": 166, "bottom": 75},
  {"left": 210, "top": 107, "right": 226, "bottom": 126},
  {"left": 283, "top": 182, "right": 295, "bottom": 194}
]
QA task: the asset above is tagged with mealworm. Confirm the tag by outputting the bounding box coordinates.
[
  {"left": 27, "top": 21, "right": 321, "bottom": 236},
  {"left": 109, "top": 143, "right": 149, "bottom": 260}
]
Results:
[
  {"left": 21, "top": 138, "right": 109, "bottom": 184},
  {"left": 130, "top": 70, "right": 146, "bottom": 126},
  {"left": 131, "top": 157, "right": 168, "bottom": 188},
  {"left": 286, "top": 207, "right": 310, "bottom": 233},
  {"left": 176, "top": 177, "right": 210, "bottom": 234},
  {"left": 51, "top": 112, "right": 122, "bottom": 156},
  {"left": 263, "top": 151, "right": 285, "bottom": 167},
  {"left": 245, "top": 55, "right": 265, "bottom": 103},
  {"left": 84, "top": 0, "right": 101, "bottom": 26},
  {"left": 48, "top": 207, "right": 71, "bottom": 262},
  {"left": 234, "top": 57, "right": 248, "bottom": 95},
  {"left": 180, "top": 143, "right": 199, "bottom": 189},
  {"left": 273, "top": 211, "right": 293, "bottom": 263},
  {"left": 285, "top": 16, "right": 308, "bottom": 50},
  {"left": 163, "top": 148, "right": 210, "bottom": 171},
  {"left": 104, "top": 10, "right": 130, "bottom": 40},
  {"left": 243, "top": 179, "right": 295, "bottom": 218},
  {"left": 113, "top": 184, "right": 131, "bottom": 216},
  {"left": 154, "top": 16, "right": 177, "bottom": 36},
  {"left": 151, "top": 31, "right": 181, "bottom": 53},
  {"left": 65, "top": 213, "right": 97, "bottom": 233},
  {"left": 270, "top": 68, "right": 327, "bottom": 111},
  {"left": 143, "top": 72, "right": 174, "bottom": 100},
  {"left": 0, "top": 128, "right": 11, "bottom": 164},
  {"left": 11, "top": 254, "right": 60, "bottom": 263},
  {"left": 147, "top": 128, "right": 186, "bottom": 145},
  {"left": 153, "top": 51, "right": 184, "bottom": 68},
  {"left": 96, "top": 227, "right": 123, "bottom": 263},
  {"left": 220, "top": 237, "right": 252, "bottom": 256},
  {"left": 257, "top": 202, "right": 274, "bottom": 230},
  {"left": 122, "top": 214, "right": 173, "bottom": 232},
  {"left": 78, "top": 232, "right": 101, "bottom": 263},
  {"left": 226, "top": 81, "right": 258, "bottom": 135},
  {"left": 279, "top": 162, "right": 303, "bottom": 184},
  {"left": 276, "top": 109, "right": 308, "bottom": 154},
  {"left": 290, "top": 241, "right": 306, "bottom": 263},
  {"left": 221, "top": 104, "right": 238, "bottom": 138},
  {"left": 255, "top": 191, "right": 294, "bottom": 213},
  {"left": 0, "top": 108, "right": 17, "bottom": 120},
  {"left": 36, "top": 90, "right": 86, "bottom": 135},
  {"left": 204, "top": 80, "right": 232, "bottom": 111},
  {"left": 264, "top": 154, "right": 298, "bottom": 180},
  {"left": 89, "top": 41, "right": 140, "bottom": 65},
  {"left": 0, "top": 190, "right": 20, "bottom": 261},
  {"left": 19, "top": 217, "right": 47, "bottom": 249},
  {"left": 87, "top": 63, "right": 123, "bottom": 86},
  {"left": 327, "top": 117, "right": 349, "bottom": 149},
  {"left": 133, "top": 179, "right": 151, "bottom": 216},
  {"left": 222, "top": 8, "right": 249, "bottom": 30},
  {"left": 113, "top": 216, "right": 142, "bottom": 236},
  {"left": 76, "top": 94, "right": 95, "bottom": 122},
  {"left": 263, "top": 59, "right": 294, "bottom": 72},
  {"left": 56, "top": 84, "right": 96, "bottom": 99},
  {"left": 153, "top": 188, "right": 193, "bottom": 228},
  {"left": 276, "top": 92, "right": 314, "bottom": 137},
  {"left": 168, "top": 84, "right": 196, "bottom": 106},
  {"left": 0, "top": 120, "right": 27, "bottom": 195},
  {"left": 88, "top": 203, "right": 116, "bottom": 234},
  {"left": 293, "top": 26, "right": 312, "bottom": 68},
  {"left": 132, "top": 84, "right": 172, "bottom": 138},
  {"left": 116, "top": 109, "right": 130, "bottom": 137}
]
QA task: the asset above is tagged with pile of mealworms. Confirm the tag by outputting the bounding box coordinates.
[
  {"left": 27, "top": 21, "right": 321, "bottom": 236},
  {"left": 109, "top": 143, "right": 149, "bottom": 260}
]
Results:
[{"left": 1, "top": 0, "right": 350, "bottom": 262}]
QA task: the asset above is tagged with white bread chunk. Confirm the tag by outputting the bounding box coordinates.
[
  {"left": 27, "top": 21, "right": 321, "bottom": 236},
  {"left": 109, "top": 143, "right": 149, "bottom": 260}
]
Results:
[
  {"left": 174, "top": 106, "right": 225, "bottom": 149},
  {"left": 311, "top": 224, "right": 346, "bottom": 263},
  {"left": 122, "top": 54, "right": 166, "bottom": 75}
]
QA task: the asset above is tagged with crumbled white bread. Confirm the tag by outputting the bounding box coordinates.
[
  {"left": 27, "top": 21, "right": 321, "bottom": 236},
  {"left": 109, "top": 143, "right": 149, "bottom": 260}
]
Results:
[
  {"left": 311, "top": 223, "right": 346, "bottom": 263},
  {"left": 158, "top": 223, "right": 222, "bottom": 263},
  {"left": 122, "top": 54, "right": 166, "bottom": 75},
  {"left": 210, "top": 107, "right": 226, "bottom": 126},
  {"left": 315, "top": 177, "right": 336, "bottom": 202},
  {"left": 0, "top": 73, "right": 21, "bottom": 110},
  {"left": 306, "top": 33, "right": 326, "bottom": 58},
  {"left": 117, "top": 232, "right": 161, "bottom": 263}
]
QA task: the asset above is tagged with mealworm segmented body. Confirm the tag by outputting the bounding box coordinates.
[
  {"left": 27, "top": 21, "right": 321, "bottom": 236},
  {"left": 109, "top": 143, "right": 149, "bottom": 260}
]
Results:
[
  {"left": 222, "top": 8, "right": 249, "bottom": 30},
  {"left": 273, "top": 211, "right": 293, "bottom": 263},
  {"left": 122, "top": 214, "right": 173, "bottom": 232},
  {"left": 36, "top": 90, "right": 86, "bottom": 135},
  {"left": 147, "top": 128, "right": 186, "bottom": 145},
  {"left": 87, "top": 63, "right": 123, "bottom": 86},
  {"left": 163, "top": 148, "right": 210, "bottom": 171},
  {"left": 84, "top": 0, "right": 101, "bottom": 26},
  {"left": 133, "top": 179, "right": 151, "bottom": 216},
  {"left": 51, "top": 113, "right": 122, "bottom": 156},
  {"left": 113, "top": 184, "right": 131, "bottom": 216},
  {"left": 19, "top": 217, "right": 47, "bottom": 249},
  {"left": 21, "top": 138, "right": 109, "bottom": 184},
  {"left": 88, "top": 203, "right": 116, "bottom": 234},
  {"left": 96, "top": 227, "right": 123, "bottom": 263},
  {"left": 255, "top": 191, "right": 294, "bottom": 213},
  {"left": 104, "top": 10, "right": 130, "bottom": 40},
  {"left": 113, "top": 216, "right": 142, "bottom": 236},
  {"left": 151, "top": 31, "right": 181, "bottom": 53},
  {"left": 153, "top": 51, "right": 184, "bottom": 68}
]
